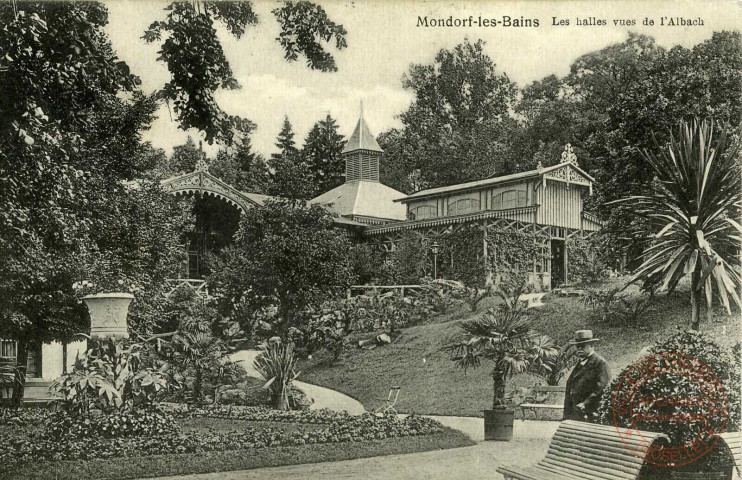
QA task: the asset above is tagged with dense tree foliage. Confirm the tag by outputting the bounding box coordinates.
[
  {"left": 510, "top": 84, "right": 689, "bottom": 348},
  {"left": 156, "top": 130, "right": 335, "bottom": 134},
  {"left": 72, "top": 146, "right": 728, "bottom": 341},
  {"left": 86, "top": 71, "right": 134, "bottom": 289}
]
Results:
[
  {"left": 207, "top": 199, "right": 355, "bottom": 337},
  {"left": 144, "top": 1, "right": 346, "bottom": 145},
  {"left": 267, "top": 116, "right": 315, "bottom": 199},
  {"left": 0, "top": 2, "right": 191, "bottom": 404},
  {"left": 379, "top": 39, "right": 517, "bottom": 192}
]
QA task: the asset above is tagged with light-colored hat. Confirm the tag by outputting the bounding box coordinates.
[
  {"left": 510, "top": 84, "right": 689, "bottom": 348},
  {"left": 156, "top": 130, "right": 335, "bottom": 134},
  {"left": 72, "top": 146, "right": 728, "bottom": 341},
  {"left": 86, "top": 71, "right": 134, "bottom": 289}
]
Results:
[{"left": 569, "top": 330, "right": 600, "bottom": 345}]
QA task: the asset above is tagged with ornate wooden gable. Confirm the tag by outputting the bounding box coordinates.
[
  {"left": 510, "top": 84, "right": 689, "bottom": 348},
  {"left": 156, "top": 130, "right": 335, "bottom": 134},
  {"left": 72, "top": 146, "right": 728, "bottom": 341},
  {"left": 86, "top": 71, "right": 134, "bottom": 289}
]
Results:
[
  {"left": 160, "top": 159, "right": 260, "bottom": 212},
  {"left": 539, "top": 144, "right": 594, "bottom": 194}
]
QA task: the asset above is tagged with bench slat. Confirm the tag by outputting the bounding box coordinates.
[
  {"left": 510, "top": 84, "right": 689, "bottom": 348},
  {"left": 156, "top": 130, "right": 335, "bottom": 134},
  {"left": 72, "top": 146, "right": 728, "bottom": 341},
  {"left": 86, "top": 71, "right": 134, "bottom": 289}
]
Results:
[
  {"left": 550, "top": 436, "right": 646, "bottom": 466},
  {"left": 549, "top": 440, "right": 644, "bottom": 472},
  {"left": 545, "top": 445, "right": 639, "bottom": 477},
  {"left": 559, "top": 423, "right": 664, "bottom": 448},
  {"left": 540, "top": 457, "right": 634, "bottom": 480},
  {"left": 520, "top": 403, "right": 562, "bottom": 409},
  {"left": 532, "top": 386, "right": 566, "bottom": 393},
  {"left": 498, "top": 420, "right": 669, "bottom": 480},
  {"left": 537, "top": 460, "right": 615, "bottom": 480},
  {"left": 497, "top": 465, "right": 582, "bottom": 480},
  {"left": 555, "top": 430, "right": 652, "bottom": 452}
]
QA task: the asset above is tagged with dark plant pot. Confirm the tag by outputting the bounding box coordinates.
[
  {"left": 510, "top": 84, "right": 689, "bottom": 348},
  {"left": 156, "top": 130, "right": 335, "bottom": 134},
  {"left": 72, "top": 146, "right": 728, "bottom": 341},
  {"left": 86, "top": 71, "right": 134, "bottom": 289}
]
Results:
[{"left": 484, "top": 408, "right": 514, "bottom": 441}]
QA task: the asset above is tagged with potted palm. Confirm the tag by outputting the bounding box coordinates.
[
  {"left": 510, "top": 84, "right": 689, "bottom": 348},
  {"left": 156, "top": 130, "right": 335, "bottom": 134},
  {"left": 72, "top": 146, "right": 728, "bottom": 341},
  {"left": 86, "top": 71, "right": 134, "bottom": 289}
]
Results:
[{"left": 446, "top": 308, "right": 557, "bottom": 441}]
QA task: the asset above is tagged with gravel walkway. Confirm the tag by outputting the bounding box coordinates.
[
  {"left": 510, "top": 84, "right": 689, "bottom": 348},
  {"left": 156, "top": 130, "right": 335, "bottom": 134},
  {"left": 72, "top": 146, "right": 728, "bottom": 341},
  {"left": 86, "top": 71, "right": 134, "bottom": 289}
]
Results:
[
  {"left": 195, "top": 350, "right": 558, "bottom": 479},
  {"left": 229, "top": 350, "right": 366, "bottom": 415}
]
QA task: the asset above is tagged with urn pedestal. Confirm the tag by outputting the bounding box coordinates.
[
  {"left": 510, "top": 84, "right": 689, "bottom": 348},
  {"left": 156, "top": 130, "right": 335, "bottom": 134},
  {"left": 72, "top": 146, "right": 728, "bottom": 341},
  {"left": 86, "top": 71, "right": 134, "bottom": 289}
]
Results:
[{"left": 82, "top": 293, "right": 134, "bottom": 340}]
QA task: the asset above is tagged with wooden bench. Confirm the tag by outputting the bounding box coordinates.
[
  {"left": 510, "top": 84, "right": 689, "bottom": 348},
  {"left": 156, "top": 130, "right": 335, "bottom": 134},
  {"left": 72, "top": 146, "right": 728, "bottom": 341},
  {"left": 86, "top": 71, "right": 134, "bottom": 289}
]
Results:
[
  {"left": 519, "top": 385, "right": 564, "bottom": 419},
  {"left": 497, "top": 420, "right": 669, "bottom": 480},
  {"left": 518, "top": 293, "right": 547, "bottom": 309},
  {"left": 719, "top": 431, "right": 741, "bottom": 479}
]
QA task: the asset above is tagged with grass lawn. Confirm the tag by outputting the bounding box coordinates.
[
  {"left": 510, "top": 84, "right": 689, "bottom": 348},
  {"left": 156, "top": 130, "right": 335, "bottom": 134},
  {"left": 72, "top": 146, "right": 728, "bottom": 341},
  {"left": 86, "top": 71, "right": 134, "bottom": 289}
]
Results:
[
  {"left": 301, "top": 278, "right": 740, "bottom": 417},
  {"left": 4, "top": 416, "right": 474, "bottom": 480}
]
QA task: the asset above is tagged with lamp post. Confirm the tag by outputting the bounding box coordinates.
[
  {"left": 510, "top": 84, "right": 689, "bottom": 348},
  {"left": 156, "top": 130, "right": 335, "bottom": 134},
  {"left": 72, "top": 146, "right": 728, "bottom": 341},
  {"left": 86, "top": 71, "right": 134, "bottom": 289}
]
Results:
[{"left": 431, "top": 240, "right": 440, "bottom": 280}]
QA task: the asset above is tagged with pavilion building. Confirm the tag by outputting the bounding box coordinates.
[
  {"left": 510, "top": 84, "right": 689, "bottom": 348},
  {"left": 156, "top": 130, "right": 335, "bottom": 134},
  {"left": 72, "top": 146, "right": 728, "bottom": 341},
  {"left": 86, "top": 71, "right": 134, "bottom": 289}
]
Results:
[{"left": 1, "top": 107, "right": 601, "bottom": 402}]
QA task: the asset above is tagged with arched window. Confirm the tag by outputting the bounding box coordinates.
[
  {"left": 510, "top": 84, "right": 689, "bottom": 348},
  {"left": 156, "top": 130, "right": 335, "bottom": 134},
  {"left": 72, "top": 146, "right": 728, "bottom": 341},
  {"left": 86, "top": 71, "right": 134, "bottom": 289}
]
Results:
[
  {"left": 409, "top": 205, "right": 437, "bottom": 220},
  {"left": 492, "top": 189, "right": 527, "bottom": 210},
  {"left": 448, "top": 198, "right": 481, "bottom": 216}
]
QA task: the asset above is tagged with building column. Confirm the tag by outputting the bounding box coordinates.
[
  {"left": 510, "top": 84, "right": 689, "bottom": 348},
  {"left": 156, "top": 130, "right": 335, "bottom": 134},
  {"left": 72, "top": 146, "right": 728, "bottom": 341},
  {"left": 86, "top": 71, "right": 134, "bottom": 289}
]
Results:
[{"left": 483, "top": 223, "right": 493, "bottom": 286}]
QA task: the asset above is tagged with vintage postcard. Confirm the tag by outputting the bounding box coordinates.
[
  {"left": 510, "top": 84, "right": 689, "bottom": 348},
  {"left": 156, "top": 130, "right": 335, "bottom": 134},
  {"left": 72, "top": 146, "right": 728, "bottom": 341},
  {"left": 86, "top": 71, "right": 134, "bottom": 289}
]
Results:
[{"left": 0, "top": 0, "right": 740, "bottom": 479}]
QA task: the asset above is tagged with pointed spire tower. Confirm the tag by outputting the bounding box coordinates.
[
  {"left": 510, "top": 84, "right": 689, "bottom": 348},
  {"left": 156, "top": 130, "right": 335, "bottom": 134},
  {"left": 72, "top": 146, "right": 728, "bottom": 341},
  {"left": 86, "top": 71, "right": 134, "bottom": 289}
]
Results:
[
  {"left": 309, "top": 103, "right": 407, "bottom": 224},
  {"left": 343, "top": 102, "right": 383, "bottom": 182}
]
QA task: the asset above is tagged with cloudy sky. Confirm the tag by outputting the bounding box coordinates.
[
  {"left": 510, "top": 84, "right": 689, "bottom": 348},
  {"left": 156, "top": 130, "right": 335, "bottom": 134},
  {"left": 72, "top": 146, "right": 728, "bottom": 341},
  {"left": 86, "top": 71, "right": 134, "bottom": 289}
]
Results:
[{"left": 103, "top": 0, "right": 740, "bottom": 158}]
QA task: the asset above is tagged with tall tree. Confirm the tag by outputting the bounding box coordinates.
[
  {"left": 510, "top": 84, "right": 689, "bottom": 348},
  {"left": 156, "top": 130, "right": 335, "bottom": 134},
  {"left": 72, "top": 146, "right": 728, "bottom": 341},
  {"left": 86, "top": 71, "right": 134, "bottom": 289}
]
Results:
[
  {"left": 271, "top": 116, "right": 300, "bottom": 161},
  {"left": 379, "top": 39, "right": 516, "bottom": 190},
  {"left": 167, "top": 136, "right": 204, "bottom": 175},
  {"left": 207, "top": 199, "right": 355, "bottom": 337},
  {"left": 0, "top": 2, "right": 188, "bottom": 404},
  {"left": 267, "top": 116, "right": 315, "bottom": 199},
  {"left": 303, "top": 114, "right": 346, "bottom": 193},
  {"left": 144, "top": 2, "right": 347, "bottom": 145}
]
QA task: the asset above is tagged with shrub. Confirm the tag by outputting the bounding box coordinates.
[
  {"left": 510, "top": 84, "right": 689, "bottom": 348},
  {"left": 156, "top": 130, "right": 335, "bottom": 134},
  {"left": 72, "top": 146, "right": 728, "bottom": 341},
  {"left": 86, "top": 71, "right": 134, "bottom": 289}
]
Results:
[
  {"left": 52, "top": 339, "right": 169, "bottom": 415},
  {"left": 565, "top": 234, "right": 612, "bottom": 284},
  {"left": 595, "top": 330, "right": 739, "bottom": 472},
  {"left": 253, "top": 343, "right": 300, "bottom": 410},
  {"left": 45, "top": 407, "right": 178, "bottom": 440},
  {"left": 216, "top": 377, "right": 271, "bottom": 407},
  {"left": 0, "top": 407, "right": 446, "bottom": 466},
  {"left": 0, "top": 407, "right": 50, "bottom": 426}
]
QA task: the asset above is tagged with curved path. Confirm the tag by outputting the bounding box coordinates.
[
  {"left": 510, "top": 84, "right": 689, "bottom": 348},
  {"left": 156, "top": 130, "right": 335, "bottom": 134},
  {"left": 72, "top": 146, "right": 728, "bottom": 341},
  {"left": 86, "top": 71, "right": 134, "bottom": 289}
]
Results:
[{"left": 229, "top": 350, "right": 365, "bottom": 415}]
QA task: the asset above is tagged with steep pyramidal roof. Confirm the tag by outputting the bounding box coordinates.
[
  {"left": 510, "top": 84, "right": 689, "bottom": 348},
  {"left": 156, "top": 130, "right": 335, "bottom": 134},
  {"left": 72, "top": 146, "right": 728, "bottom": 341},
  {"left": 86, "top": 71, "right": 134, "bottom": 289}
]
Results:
[{"left": 342, "top": 108, "right": 383, "bottom": 153}]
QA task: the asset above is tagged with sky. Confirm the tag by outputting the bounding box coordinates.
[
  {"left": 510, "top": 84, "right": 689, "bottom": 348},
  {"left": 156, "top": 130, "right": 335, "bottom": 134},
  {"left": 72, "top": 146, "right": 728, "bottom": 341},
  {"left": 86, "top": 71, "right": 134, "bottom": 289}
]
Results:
[{"left": 103, "top": 0, "right": 741, "bottom": 159}]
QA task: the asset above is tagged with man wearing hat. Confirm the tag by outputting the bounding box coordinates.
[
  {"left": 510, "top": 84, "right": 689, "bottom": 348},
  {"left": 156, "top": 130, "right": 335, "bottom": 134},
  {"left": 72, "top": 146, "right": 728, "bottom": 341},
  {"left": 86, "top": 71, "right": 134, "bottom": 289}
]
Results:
[{"left": 564, "top": 330, "right": 611, "bottom": 421}]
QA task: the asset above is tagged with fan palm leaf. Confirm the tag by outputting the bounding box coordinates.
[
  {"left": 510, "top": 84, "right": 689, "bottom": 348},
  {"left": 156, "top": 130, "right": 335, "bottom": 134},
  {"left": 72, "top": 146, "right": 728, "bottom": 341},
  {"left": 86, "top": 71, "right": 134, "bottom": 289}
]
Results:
[{"left": 445, "top": 309, "right": 557, "bottom": 408}]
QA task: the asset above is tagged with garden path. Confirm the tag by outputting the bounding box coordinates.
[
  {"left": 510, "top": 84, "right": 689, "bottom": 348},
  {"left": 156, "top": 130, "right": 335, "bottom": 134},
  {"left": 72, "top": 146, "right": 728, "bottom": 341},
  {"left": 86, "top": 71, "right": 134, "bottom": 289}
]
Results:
[
  {"left": 229, "top": 350, "right": 366, "bottom": 415},
  {"left": 144, "top": 419, "right": 556, "bottom": 480}
]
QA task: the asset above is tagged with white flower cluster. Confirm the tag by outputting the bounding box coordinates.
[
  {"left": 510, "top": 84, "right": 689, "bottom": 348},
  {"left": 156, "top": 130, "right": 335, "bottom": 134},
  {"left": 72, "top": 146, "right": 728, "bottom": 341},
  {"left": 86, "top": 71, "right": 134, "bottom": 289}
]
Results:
[{"left": 72, "top": 280, "right": 95, "bottom": 291}]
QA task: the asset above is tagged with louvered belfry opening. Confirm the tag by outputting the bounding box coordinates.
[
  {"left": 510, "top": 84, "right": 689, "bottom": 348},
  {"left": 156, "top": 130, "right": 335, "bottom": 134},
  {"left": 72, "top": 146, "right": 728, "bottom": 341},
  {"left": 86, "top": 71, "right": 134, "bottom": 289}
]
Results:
[
  {"left": 345, "top": 150, "right": 380, "bottom": 182},
  {"left": 343, "top": 105, "right": 384, "bottom": 184}
]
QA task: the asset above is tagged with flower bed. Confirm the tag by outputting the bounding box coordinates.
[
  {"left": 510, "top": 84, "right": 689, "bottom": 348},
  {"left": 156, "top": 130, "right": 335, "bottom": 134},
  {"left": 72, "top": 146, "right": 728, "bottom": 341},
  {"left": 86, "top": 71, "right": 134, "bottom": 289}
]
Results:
[{"left": 0, "top": 405, "right": 444, "bottom": 466}]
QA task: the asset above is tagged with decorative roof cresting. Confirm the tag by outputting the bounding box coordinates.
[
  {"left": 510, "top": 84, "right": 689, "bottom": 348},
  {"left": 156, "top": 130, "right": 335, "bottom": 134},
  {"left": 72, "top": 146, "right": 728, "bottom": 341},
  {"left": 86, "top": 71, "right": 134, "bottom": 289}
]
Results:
[
  {"left": 561, "top": 144, "right": 578, "bottom": 166},
  {"left": 195, "top": 156, "right": 210, "bottom": 173}
]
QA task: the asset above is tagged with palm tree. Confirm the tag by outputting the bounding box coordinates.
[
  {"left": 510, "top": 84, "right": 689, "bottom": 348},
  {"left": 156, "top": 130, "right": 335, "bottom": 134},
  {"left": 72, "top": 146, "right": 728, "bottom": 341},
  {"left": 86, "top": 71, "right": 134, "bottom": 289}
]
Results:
[
  {"left": 446, "top": 309, "right": 557, "bottom": 409},
  {"left": 173, "top": 331, "right": 227, "bottom": 401},
  {"left": 610, "top": 119, "right": 741, "bottom": 330}
]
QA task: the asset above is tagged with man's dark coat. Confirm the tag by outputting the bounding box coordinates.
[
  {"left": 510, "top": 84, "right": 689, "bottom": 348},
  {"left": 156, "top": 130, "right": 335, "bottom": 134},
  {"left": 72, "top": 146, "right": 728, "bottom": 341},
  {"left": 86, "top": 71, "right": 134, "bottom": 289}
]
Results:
[{"left": 564, "top": 352, "right": 611, "bottom": 421}]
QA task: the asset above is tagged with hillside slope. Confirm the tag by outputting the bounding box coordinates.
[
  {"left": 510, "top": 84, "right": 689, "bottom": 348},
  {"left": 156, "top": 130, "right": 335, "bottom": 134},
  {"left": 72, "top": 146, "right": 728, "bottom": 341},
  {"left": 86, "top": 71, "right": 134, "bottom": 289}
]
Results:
[{"left": 300, "top": 284, "right": 739, "bottom": 417}]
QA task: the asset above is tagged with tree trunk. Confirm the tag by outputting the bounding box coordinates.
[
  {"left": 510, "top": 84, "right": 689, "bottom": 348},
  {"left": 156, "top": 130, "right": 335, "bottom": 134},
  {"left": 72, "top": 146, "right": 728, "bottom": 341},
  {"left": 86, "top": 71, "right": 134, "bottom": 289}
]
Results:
[
  {"left": 62, "top": 341, "right": 68, "bottom": 374},
  {"left": 275, "top": 389, "right": 288, "bottom": 410},
  {"left": 11, "top": 339, "right": 28, "bottom": 407},
  {"left": 194, "top": 366, "right": 203, "bottom": 401},
  {"left": 690, "top": 267, "right": 701, "bottom": 331},
  {"left": 492, "top": 371, "right": 506, "bottom": 409}
]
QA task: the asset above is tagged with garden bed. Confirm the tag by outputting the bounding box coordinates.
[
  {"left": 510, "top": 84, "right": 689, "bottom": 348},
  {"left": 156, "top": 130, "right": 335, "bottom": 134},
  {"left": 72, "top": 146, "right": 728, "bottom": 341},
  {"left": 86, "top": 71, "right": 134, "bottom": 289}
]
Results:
[{"left": 0, "top": 405, "right": 474, "bottom": 480}]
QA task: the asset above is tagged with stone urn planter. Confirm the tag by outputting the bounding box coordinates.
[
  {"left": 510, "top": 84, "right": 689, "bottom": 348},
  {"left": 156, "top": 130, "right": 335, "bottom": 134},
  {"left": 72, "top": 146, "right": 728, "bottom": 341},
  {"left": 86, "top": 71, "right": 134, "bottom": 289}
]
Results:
[
  {"left": 82, "top": 293, "right": 134, "bottom": 340},
  {"left": 484, "top": 408, "right": 515, "bottom": 441}
]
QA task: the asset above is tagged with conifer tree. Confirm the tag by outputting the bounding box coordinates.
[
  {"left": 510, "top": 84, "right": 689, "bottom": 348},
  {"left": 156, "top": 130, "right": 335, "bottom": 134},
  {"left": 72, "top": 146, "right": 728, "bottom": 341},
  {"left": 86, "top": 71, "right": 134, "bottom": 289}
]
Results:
[
  {"left": 271, "top": 116, "right": 299, "bottom": 161},
  {"left": 303, "top": 114, "right": 346, "bottom": 193}
]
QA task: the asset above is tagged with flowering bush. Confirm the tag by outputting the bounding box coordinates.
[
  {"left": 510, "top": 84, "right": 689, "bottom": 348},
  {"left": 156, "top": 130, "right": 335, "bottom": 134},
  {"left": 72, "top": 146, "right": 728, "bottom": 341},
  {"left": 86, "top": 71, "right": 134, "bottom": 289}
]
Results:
[
  {"left": 72, "top": 277, "right": 142, "bottom": 297},
  {"left": 0, "top": 406, "right": 445, "bottom": 465},
  {"left": 0, "top": 407, "right": 50, "bottom": 426},
  {"left": 45, "top": 407, "right": 177, "bottom": 440},
  {"left": 595, "top": 330, "right": 739, "bottom": 472}
]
